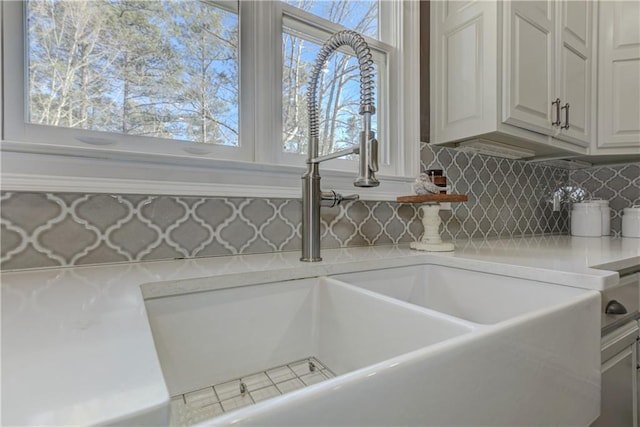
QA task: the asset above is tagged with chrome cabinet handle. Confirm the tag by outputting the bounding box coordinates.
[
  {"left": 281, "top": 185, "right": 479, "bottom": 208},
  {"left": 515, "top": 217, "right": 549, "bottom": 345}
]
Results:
[
  {"left": 552, "top": 98, "right": 561, "bottom": 126},
  {"left": 561, "top": 103, "right": 570, "bottom": 130}
]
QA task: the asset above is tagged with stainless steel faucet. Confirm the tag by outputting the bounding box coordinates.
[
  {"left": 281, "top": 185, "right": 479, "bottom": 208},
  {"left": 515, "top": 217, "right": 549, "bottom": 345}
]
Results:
[{"left": 301, "top": 30, "right": 379, "bottom": 262}]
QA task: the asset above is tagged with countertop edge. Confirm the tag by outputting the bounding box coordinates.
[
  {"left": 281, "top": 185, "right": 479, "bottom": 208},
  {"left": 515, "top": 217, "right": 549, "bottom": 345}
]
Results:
[{"left": 141, "top": 250, "right": 622, "bottom": 300}]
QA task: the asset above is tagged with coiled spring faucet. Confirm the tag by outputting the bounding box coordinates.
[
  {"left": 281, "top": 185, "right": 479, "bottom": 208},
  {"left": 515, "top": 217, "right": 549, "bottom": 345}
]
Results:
[{"left": 301, "top": 30, "right": 379, "bottom": 262}]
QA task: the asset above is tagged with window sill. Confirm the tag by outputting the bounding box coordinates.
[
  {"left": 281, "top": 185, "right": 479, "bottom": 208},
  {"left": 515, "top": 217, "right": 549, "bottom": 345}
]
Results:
[{"left": 0, "top": 141, "right": 414, "bottom": 201}]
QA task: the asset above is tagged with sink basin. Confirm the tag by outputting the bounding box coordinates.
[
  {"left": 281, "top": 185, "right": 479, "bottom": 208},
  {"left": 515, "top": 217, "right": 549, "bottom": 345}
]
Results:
[
  {"left": 333, "top": 264, "right": 589, "bottom": 324},
  {"left": 145, "top": 276, "right": 473, "bottom": 422},
  {"left": 145, "top": 265, "right": 601, "bottom": 426}
]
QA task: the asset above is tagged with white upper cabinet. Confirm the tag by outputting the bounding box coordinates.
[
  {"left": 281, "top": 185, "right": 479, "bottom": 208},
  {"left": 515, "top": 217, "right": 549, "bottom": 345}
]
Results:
[
  {"left": 595, "top": 1, "right": 640, "bottom": 155},
  {"left": 558, "top": 0, "right": 593, "bottom": 146},
  {"left": 503, "top": 0, "right": 593, "bottom": 146},
  {"left": 431, "top": 0, "right": 594, "bottom": 158},
  {"left": 430, "top": 1, "right": 498, "bottom": 144},
  {"left": 503, "top": 1, "right": 557, "bottom": 137}
]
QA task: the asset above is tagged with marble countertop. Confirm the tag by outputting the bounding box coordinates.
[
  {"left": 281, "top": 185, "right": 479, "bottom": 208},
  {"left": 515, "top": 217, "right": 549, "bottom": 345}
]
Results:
[{"left": 2, "top": 235, "right": 639, "bottom": 426}]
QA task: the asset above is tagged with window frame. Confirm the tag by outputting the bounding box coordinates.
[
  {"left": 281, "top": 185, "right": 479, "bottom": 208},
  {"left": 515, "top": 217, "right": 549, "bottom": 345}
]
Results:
[{"left": 0, "top": 0, "right": 420, "bottom": 201}]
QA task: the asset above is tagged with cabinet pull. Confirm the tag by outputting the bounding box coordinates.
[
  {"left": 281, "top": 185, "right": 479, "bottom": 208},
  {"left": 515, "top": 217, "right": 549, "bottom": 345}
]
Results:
[
  {"left": 561, "top": 103, "right": 570, "bottom": 130},
  {"left": 605, "top": 299, "right": 628, "bottom": 315},
  {"left": 552, "top": 98, "right": 561, "bottom": 126}
]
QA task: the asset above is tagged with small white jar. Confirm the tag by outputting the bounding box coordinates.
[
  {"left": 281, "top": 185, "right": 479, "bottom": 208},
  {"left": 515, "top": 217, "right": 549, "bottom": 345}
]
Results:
[
  {"left": 591, "top": 199, "right": 611, "bottom": 236},
  {"left": 622, "top": 205, "right": 640, "bottom": 238},
  {"left": 571, "top": 201, "right": 602, "bottom": 237}
]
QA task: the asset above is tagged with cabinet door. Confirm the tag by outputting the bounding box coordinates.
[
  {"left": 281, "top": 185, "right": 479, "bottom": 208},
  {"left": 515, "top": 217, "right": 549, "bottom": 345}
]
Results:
[
  {"left": 430, "top": 0, "right": 498, "bottom": 144},
  {"left": 556, "top": 0, "right": 592, "bottom": 147},
  {"left": 597, "top": 1, "right": 640, "bottom": 150},
  {"left": 592, "top": 344, "right": 638, "bottom": 427},
  {"left": 503, "top": 1, "right": 556, "bottom": 136}
]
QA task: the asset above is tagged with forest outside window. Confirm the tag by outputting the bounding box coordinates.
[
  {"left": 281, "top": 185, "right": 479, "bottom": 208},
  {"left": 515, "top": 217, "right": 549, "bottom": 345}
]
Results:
[
  {"left": 27, "top": 0, "right": 239, "bottom": 145},
  {"left": 1, "top": 0, "right": 419, "bottom": 197}
]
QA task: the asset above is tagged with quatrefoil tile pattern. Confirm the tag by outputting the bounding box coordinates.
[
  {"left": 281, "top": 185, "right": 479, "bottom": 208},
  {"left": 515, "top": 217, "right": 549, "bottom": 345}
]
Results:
[{"left": 8, "top": 144, "right": 631, "bottom": 271}]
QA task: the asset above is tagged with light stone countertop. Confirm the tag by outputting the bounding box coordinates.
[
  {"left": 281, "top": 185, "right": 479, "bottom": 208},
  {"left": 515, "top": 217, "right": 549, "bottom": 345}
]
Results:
[{"left": 2, "top": 235, "right": 639, "bottom": 426}]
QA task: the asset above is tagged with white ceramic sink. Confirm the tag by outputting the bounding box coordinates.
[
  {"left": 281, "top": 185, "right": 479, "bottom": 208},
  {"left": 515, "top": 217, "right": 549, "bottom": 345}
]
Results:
[
  {"left": 333, "top": 264, "right": 590, "bottom": 324},
  {"left": 146, "top": 276, "right": 472, "bottom": 400},
  {"left": 145, "top": 265, "right": 601, "bottom": 426}
]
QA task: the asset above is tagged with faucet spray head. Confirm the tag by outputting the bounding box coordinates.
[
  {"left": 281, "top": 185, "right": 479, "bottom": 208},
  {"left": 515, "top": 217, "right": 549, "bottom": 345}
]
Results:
[
  {"left": 354, "top": 134, "right": 380, "bottom": 187},
  {"left": 354, "top": 109, "right": 379, "bottom": 188}
]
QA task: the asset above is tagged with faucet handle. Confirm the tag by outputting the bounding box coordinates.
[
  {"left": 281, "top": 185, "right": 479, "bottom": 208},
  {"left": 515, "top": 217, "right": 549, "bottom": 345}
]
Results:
[
  {"left": 321, "top": 191, "right": 359, "bottom": 207},
  {"left": 338, "top": 194, "right": 360, "bottom": 204}
]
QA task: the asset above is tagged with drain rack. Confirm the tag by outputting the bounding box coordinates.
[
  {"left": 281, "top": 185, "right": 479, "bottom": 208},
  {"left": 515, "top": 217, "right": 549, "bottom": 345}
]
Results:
[{"left": 169, "top": 357, "right": 335, "bottom": 427}]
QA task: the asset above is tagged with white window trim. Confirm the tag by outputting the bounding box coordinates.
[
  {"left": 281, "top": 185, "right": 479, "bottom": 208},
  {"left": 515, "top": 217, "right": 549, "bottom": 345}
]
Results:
[{"left": 0, "top": 1, "right": 419, "bottom": 201}]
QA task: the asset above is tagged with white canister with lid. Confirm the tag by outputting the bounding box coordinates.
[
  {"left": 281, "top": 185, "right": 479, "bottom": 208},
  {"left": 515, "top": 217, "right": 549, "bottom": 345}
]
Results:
[
  {"left": 591, "top": 199, "right": 611, "bottom": 236},
  {"left": 622, "top": 205, "right": 640, "bottom": 238},
  {"left": 571, "top": 201, "right": 602, "bottom": 237}
]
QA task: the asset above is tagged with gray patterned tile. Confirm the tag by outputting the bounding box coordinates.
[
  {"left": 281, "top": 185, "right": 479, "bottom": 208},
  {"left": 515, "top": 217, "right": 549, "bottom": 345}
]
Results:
[
  {"left": 607, "top": 176, "right": 631, "bottom": 193},
  {"left": 596, "top": 186, "right": 617, "bottom": 201},
  {"left": 383, "top": 212, "right": 407, "bottom": 243},
  {"left": 2, "top": 146, "right": 636, "bottom": 270},
  {"left": 218, "top": 212, "right": 255, "bottom": 253},
  {"left": 344, "top": 201, "right": 369, "bottom": 225},
  {"left": 109, "top": 217, "right": 158, "bottom": 258},
  {"left": 195, "top": 199, "right": 235, "bottom": 229},
  {"left": 1, "top": 193, "right": 63, "bottom": 234},
  {"left": 140, "top": 197, "right": 188, "bottom": 230},
  {"left": 38, "top": 218, "right": 98, "bottom": 262},
  {"left": 241, "top": 199, "right": 276, "bottom": 226},
  {"left": 620, "top": 164, "right": 640, "bottom": 181},
  {"left": 359, "top": 216, "right": 383, "bottom": 245},
  {"left": 1, "top": 223, "right": 22, "bottom": 256},
  {"left": 567, "top": 162, "right": 639, "bottom": 236},
  {"left": 261, "top": 217, "right": 296, "bottom": 250},
  {"left": 571, "top": 169, "right": 589, "bottom": 183},
  {"left": 1, "top": 245, "right": 61, "bottom": 270},
  {"left": 319, "top": 205, "right": 344, "bottom": 249},
  {"left": 196, "top": 239, "right": 234, "bottom": 258},
  {"left": 75, "top": 195, "right": 131, "bottom": 232},
  {"left": 621, "top": 185, "right": 639, "bottom": 203},
  {"left": 169, "top": 219, "right": 213, "bottom": 254},
  {"left": 593, "top": 167, "right": 616, "bottom": 182},
  {"left": 280, "top": 199, "right": 302, "bottom": 226}
]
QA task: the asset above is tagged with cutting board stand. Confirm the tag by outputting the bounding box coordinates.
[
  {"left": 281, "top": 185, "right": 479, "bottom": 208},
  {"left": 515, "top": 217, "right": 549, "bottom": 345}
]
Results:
[{"left": 396, "top": 194, "right": 468, "bottom": 252}]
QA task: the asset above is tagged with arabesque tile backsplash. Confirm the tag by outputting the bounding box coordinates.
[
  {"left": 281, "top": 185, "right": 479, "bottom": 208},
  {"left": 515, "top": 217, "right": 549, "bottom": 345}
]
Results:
[
  {"left": 569, "top": 164, "right": 640, "bottom": 237},
  {"left": 2, "top": 144, "right": 638, "bottom": 271}
]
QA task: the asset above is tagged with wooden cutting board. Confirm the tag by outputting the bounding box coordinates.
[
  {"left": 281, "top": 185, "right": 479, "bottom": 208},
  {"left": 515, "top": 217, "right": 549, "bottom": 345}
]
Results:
[{"left": 396, "top": 194, "right": 468, "bottom": 203}]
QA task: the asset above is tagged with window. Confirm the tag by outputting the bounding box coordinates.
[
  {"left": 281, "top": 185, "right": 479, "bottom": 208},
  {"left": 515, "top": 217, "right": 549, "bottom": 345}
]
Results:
[
  {"left": 281, "top": 1, "right": 380, "bottom": 158},
  {"left": 1, "top": 1, "right": 419, "bottom": 199},
  {"left": 26, "top": 0, "right": 239, "bottom": 145},
  {"left": 278, "top": 2, "right": 392, "bottom": 174}
]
